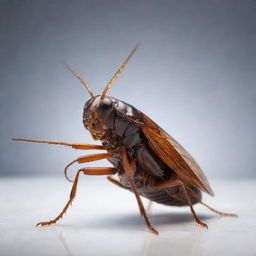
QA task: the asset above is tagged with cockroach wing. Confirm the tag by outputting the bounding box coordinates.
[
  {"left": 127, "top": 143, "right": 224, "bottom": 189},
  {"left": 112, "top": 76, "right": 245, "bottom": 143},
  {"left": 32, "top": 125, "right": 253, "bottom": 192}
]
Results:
[
  {"left": 114, "top": 98, "right": 214, "bottom": 196},
  {"left": 141, "top": 115, "right": 214, "bottom": 196}
]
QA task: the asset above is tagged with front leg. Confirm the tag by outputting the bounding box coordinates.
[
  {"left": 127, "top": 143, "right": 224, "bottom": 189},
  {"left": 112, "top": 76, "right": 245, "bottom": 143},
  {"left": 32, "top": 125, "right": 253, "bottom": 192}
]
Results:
[
  {"left": 37, "top": 167, "right": 116, "bottom": 227},
  {"left": 65, "top": 152, "right": 117, "bottom": 182}
]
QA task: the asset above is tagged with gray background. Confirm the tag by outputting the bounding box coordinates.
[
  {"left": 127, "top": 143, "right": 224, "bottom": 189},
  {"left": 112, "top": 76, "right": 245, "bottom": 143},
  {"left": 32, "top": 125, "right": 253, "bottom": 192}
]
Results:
[
  {"left": 1, "top": 2, "right": 255, "bottom": 256},
  {"left": 1, "top": 0, "right": 255, "bottom": 179}
]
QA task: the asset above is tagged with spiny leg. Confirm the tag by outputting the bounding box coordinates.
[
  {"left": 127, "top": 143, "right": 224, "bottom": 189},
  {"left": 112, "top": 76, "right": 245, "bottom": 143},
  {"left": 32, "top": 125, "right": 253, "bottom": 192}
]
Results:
[
  {"left": 37, "top": 167, "right": 116, "bottom": 227},
  {"left": 122, "top": 148, "right": 158, "bottom": 235},
  {"left": 38, "top": 151, "right": 117, "bottom": 226},
  {"left": 154, "top": 179, "right": 208, "bottom": 228},
  {"left": 179, "top": 183, "right": 208, "bottom": 228},
  {"left": 12, "top": 138, "right": 112, "bottom": 182}
]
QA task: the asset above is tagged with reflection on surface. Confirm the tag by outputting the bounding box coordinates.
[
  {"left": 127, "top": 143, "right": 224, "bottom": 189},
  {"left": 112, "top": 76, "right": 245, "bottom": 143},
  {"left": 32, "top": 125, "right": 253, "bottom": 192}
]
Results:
[
  {"left": 53, "top": 229, "right": 73, "bottom": 256},
  {"left": 91, "top": 212, "right": 210, "bottom": 256},
  {"left": 1, "top": 177, "right": 248, "bottom": 256},
  {"left": 141, "top": 227, "right": 205, "bottom": 256},
  {"left": 49, "top": 212, "right": 212, "bottom": 256}
]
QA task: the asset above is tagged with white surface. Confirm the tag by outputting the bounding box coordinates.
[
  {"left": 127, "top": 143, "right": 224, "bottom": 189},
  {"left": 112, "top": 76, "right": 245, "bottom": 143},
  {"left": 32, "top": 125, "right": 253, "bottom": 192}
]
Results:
[{"left": 0, "top": 177, "right": 255, "bottom": 256}]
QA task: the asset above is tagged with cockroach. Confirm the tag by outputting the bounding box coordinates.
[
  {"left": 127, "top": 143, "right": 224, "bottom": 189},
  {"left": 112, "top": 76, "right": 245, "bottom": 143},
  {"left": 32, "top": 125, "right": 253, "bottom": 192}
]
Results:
[{"left": 13, "top": 44, "right": 237, "bottom": 234}]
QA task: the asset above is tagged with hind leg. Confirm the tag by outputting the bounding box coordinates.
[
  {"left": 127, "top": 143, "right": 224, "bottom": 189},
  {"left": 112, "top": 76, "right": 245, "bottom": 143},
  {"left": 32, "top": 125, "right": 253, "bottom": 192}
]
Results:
[
  {"left": 154, "top": 179, "right": 208, "bottom": 228},
  {"left": 200, "top": 201, "right": 237, "bottom": 217},
  {"left": 184, "top": 187, "right": 238, "bottom": 217}
]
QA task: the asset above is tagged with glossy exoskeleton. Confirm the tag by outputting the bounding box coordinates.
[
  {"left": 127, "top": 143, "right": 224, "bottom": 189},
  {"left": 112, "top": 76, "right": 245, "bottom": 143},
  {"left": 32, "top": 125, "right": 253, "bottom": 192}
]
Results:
[{"left": 13, "top": 45, "right": 237, "bottom": 234}]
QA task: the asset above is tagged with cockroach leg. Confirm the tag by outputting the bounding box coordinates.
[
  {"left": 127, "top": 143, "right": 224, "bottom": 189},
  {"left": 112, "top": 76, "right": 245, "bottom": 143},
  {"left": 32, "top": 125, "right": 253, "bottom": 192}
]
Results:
[
  {"left": 181, "top": 184, "right": 208, "bottom": 228},
  {"left": 107, "top": 176, "right": 125, "bottom": 188},
  {"left": 36, "top": 167, "right": 116, "bottom": 227},
  {"left": 185, "top": 187, "right": 238, "bottom": 217},
  {"left": 122, "top": 149, "right": 159, "bottom": 235},
  {"left": 76, "top": 152, "right": 117, "bottom": 163},
  {"left": 154, "top": 179, "right": 208, "bottom": 229},
  {"left": 65, "top": 152, "right": 118, "bottom": 182},
  {"left": 12, "top": 138, "right": 105, "bottom": 150},
  {"left": 107, "top": 176, "right": 154, "bottom": 214},
  {"left": 200, "top": 201, "right": 238, "bottom": 217}
]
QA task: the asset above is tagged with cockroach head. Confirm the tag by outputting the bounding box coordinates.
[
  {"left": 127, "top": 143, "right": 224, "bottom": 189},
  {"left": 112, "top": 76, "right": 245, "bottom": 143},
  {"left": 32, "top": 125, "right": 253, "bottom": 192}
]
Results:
[
  {"left": 64, "top": 44, "right": 139, "bottom": 140},
  {"left": 83, "top": 95, "right": 113, "bottom": 140}
]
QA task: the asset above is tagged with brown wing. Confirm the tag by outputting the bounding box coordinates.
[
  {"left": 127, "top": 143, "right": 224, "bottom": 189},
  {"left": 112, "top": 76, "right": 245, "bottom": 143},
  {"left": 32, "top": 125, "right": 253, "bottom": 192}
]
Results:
[
  {"left": 114, "top": 98, "right": 214, "bottom": 196},
  {"left": 141, "top": 115, "right": 214, "bottom": 196}
]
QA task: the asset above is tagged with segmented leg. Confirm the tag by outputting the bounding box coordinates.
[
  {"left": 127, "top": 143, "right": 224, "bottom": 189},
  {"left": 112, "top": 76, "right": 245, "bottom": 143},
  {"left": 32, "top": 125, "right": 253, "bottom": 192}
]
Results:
[
  {"left": 185, "top": 187, "right": 238, "bottom": 217},
  {"left": 12, "top": 138, "right": 105, "bottom": 150},
  {"left": 37, "top": 167, "right": 116, "bottom": 227},
  {"left": 65, "top": 152, "right": 118, "bottom": 182},
  {"left": 200, "top": 201, "right": 238, "bottom": 217},
  {"left": 154, "top": 179, "right": 208, "bottom": 228},
  {"left": 107, "top": 176, "right": 125, "bottom": 188},
  {"left": 107, "top": 176, "right": 154, "bottom": 214},
  {"left": 122, "top": 148, "right": 158, "bottom": 235},
  {"left": 76, "top": 152, "right": 117, "bottom": 163}
]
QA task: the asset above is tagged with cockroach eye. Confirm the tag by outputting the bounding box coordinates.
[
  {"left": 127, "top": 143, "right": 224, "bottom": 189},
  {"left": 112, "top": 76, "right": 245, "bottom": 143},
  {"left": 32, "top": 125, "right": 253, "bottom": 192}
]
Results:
[{"left": 98, "top": 97, "right": 112, "bottom": 117}]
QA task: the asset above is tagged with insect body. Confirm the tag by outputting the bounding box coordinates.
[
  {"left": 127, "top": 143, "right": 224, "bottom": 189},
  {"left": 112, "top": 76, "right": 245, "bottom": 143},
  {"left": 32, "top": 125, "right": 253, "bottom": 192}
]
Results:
[
  {"left": 85, "top": 95, "right": 204, "bottom": 205},
  {"left": 13, "top": 45, "right": 236, "bottom": 234}
]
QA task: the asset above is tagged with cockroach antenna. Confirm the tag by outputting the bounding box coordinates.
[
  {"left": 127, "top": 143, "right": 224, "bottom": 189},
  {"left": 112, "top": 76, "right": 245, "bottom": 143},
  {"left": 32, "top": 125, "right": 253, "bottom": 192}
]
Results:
[
  {"left": 63, "top": 62, "right": 94, "bottom": 98},
  {"left": 101, "top": 43, "right": 140, "bottom": 99}
]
